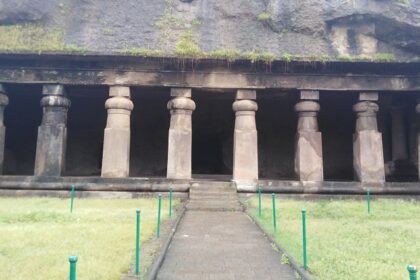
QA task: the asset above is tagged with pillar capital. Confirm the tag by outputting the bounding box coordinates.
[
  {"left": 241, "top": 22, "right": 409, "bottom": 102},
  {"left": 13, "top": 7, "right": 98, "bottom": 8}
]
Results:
[
  {"left": 167, "top": 96, "right": 196, "bottom": 114},
  {"left": 40, "top": 95, "right": 71, "bottom": 108},
  {"left": 295, "top": 100, "right": 320, "bottom": 116},
  {"left": 353, "top": 101, "right": 379, "bottom": 115},
  {"left": 105, "top": 96, "right": 134, "bottom": 111},
  {"left": 353, "top": 101, "right": 379, "bottom": 132},
  {"left": 232, "top": 99, "right": 258, "bottom": 113},
  {"left": 40, "top": 84, "right": 70, "bottom": 109}
]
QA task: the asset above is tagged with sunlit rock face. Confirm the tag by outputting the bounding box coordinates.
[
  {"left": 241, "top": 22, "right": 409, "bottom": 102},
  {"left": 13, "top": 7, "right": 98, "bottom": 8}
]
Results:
[{"left": 1, "top": 0, "right": 419, "bottom": 60}]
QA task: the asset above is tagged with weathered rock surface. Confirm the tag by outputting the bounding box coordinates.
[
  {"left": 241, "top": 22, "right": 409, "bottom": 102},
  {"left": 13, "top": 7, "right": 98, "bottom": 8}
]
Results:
[
  {"left": 1, "top": 0, "right": 420, "bottom": 59},
  {"left": 0, "top": 0, "right": 58, "bottom": 24}
]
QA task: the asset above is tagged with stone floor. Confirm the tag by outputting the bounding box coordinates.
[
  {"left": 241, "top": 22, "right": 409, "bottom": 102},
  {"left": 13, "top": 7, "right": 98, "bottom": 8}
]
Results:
[{"left": 156, "top": 210, "right": 297, "bottom": 280}]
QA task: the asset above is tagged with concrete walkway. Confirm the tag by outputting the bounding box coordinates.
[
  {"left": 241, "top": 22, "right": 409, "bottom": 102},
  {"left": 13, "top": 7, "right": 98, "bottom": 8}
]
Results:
[{"left": 156, "top": 210, "right": 297, "bottom": 280}]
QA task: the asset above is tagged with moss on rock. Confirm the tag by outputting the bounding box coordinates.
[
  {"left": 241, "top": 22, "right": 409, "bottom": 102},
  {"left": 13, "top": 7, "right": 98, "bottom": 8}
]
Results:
[{"left": 0, "top": 24, "right": 82, "bottom": 52}]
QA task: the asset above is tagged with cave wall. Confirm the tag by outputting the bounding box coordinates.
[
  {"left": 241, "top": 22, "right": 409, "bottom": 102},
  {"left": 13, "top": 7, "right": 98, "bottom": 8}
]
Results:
[{"left": 0, "top": 0, "right": 419, "bottom": 60}]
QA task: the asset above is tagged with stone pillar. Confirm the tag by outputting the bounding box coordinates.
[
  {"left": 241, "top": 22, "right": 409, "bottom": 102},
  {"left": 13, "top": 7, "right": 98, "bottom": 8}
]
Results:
[
  {"left": 232, "top": 89, "right": 258, "bottom": 182},
  {"left": 390, "top": 106, "right": 408, "bottom": 161},
  {"left": 166, "top": 88, "right": 196, "bottom": 179},
  {"left": 34, "top": 84, "right": 71, "bottom": 176},
  {"left": 0, "top": 84, "right": 9, "bottom": 174},
  {"left": 353, "top": 92, "right": 385, "bottom": 183},
  {"left": 409, "top": 122, "right": 417, "bottom": 165},
  {"left": 415, "top": 102, "right": 420, "bottom": 180},
  {"left": 294, "top": 90, "right": 323, "bottom": 181},
  {"left": 101, "top": 86, "right": 133, "bottom": 178}
]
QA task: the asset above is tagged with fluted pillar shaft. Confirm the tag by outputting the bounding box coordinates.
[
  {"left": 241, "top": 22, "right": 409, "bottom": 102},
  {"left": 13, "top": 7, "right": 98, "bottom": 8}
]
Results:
[
  {"left": 294, "top": 100, "right": 323, "bottom": 181},
  {"left": 35, "top": 84, "right": 71, "bottom": 176},
  {"left": 101, "top": 86, "right": 133, "bottom": 178},
  {"left": 166, "top": 88, "right": 195, "bottom": 179},
  {"left": 232, "top": 90, "right": 258, "bottom": 182},
  {"left": 0, "top": 84, "right": 9, "bottom": 174},
  {"left": 353, "top": 95, "right": 385, "bottom": 183}
]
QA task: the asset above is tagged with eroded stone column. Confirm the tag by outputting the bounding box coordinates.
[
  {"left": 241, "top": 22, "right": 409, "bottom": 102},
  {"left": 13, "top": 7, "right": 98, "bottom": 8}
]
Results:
[
  {"left": 353, "top": 92, "right": 385, "bottom": 183},
  {"left": 0, "top": 84, "right": 9, "bottom": 174},
  {"left": 101, "top": 86, "right": 133, "bottom": 178},
  {"left": 34, "top": 84, "right": 71, "bottom": 176},
  {"left": 232, "top": 90, "right": 258, "bottom": 182},
  {"left": 294, "top": 90, "right": 323, "bottom": 181},
  {"left": 390, "top": 106, "right": 408, "bottom": 161},
  {"left": 166, "top": 88, "right": 195, "bottom": 179}
]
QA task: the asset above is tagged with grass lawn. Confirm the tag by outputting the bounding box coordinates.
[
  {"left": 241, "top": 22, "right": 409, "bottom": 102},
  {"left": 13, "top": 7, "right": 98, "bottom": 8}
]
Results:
[
  {"left": 247, "top": 197, "right": 420, "bottom": 280},
  {"left": 0, "top": 197, "right": 178, "bottom": 280}
]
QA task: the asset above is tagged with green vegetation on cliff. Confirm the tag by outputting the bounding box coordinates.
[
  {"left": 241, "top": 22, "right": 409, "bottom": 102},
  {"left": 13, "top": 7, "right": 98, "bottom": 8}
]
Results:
[
  {"left": 0, "top": 23, "right": 403, "bottom": 64},
  {"left": 0, "top": 24, "right": 82, "bottom": 53}
]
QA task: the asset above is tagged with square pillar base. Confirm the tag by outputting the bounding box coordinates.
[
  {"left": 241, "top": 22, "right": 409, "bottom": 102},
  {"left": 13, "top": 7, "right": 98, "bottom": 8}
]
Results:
[
  {"left": 101, "top": 128, "right": 130, "bottom": 178},
  {"left": 295, "top": 131, "right": 323, "bottom": 181},
  {"left": 34, "top": 125, "right": 67, "bottom": 177},
  {"left": 353, "top": 130, "right": 385, "bottom": 183},
  {"left": 233, "top": 130, "right": 258, "bottom": 181},
  {"left": 167, "top": 129, "right": 192, "bottom": 179}
]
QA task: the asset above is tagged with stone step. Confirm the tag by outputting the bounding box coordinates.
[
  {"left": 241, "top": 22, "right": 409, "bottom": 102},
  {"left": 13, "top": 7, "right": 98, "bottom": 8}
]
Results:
[
  {"left": 189, "top": 198, "right": 240, "bottom": 204},
  {"left": 186, "top": 200, "right": 243, "bottom": 211},
  {"left": 190, "top": 184, "right": 236, "bottom": 192},
  {"left": 190, "top": 187, "right": 237, "bottom": 193},
  {"left": 189, "top": 190, "right": 237, "bottom": 197},
  {"left": 192, "top": 180, "right": 234, "bottom": 186},
  {"left": 189, "top": 194, "right": 238, "bottom": 200}
]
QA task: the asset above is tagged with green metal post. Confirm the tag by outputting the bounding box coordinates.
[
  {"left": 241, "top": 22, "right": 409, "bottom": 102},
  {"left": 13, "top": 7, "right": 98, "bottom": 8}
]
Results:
[
  {"left": 157, "top": 193, "right": 162, "bottom": 238},
  {"left": 302, "top": 208, "right": 307, "bottom": 270},
  {"left": 367, "top": 189, "right": 371, "bottom": 214},
  {"left": 169, "top": 187, "right": 173, "bottom": 219},
  {"left": 258, "top": 187, "right": 262, "bottom": 217},
  {"left": 272, "top": 193, "right": 277, "bottom": 231},
  {"left": 408, "top": 265, "right": 417, "bottom": 280},
  {"left": 135, "top": 209, "right": 141, "bottom": 275},
  {"left": 69, "top": 256, "right": 78, "bottom": 280},
  {"left": 70, "top": 185, "right": 75, "bottom": 213}
]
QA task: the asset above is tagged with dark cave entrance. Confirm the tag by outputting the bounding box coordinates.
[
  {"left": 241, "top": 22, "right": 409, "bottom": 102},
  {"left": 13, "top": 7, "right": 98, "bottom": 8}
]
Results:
[
  {"left": 65, "top": 86, "right": 107, "bottom": 176},
  {"left": 192, "top": 90, "right": 234, "bottom": 178},
  {"left": 3, "top": 84, "right": 42, "bottom": 175}
]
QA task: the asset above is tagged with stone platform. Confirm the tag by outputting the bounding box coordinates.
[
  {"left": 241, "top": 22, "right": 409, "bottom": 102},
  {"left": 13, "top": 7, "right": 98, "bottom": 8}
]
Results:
[{"left": 1, "top": 176, "right": 420, "bottom": 196}]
